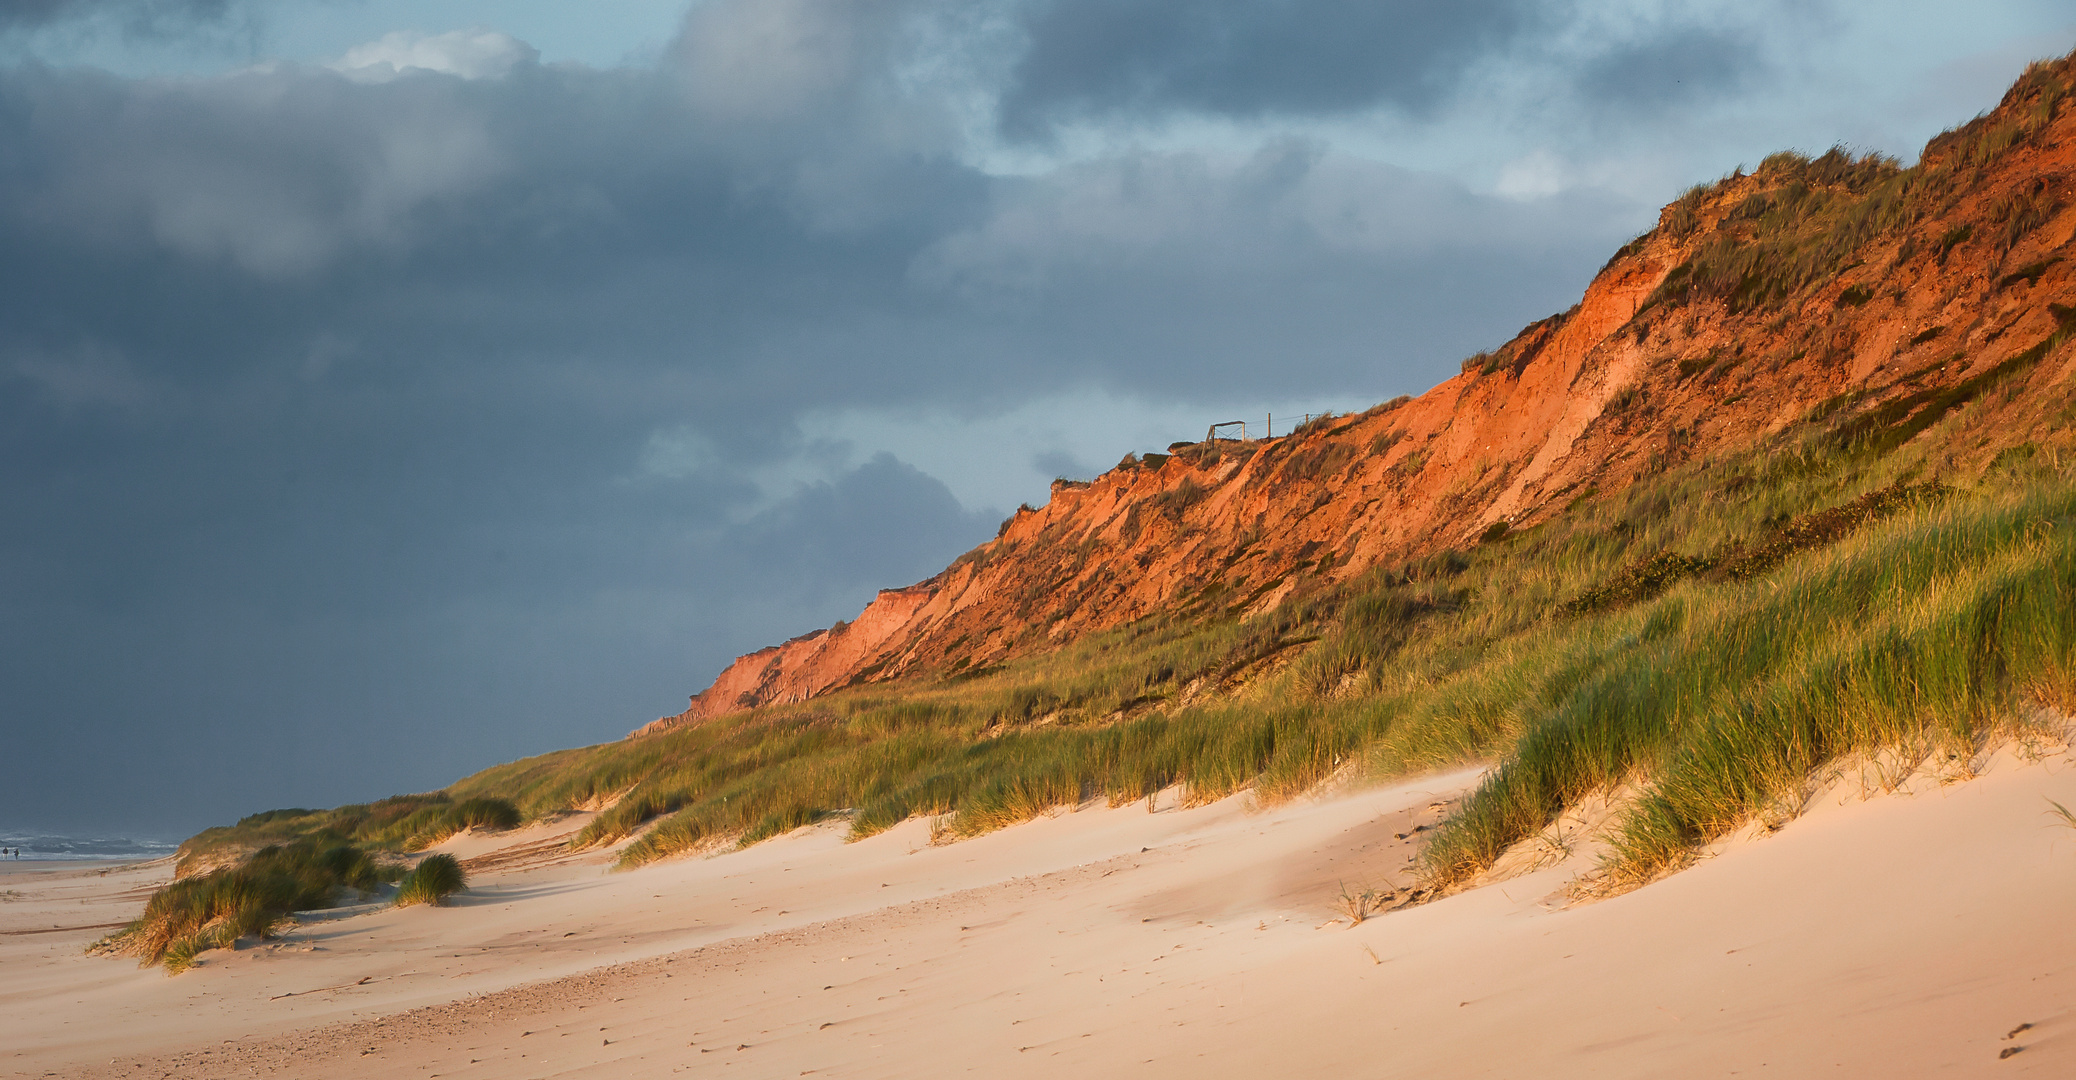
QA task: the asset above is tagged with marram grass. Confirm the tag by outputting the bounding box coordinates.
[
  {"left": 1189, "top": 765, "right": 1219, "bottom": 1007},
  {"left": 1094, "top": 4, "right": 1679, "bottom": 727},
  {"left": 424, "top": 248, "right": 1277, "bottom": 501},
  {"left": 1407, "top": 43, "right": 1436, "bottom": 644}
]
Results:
[
  {"left": 394, "top": 853, "right": 467, "bottom": 907},
  {"left": 101, "top": 840, "right": 397, "bottom": 972},
  {"left": 1420, "top": 482, "right": 2076, "bottom": 887},
  {"left": 176, "top": 794, "right": 521, "bottom": 875}
]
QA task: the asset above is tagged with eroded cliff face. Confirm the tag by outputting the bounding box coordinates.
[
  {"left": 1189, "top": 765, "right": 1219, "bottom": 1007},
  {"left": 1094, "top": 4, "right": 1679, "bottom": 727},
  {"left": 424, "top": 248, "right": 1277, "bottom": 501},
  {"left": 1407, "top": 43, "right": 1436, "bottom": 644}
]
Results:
[{"left": 641, "top": 52, "right": 2076, "bottom": 736}]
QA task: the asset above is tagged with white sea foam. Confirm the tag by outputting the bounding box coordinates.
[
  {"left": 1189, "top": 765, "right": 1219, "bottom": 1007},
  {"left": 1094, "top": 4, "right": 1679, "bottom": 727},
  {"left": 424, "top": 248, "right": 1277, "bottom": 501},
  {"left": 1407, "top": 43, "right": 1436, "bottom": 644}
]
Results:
[{"left": 0, "top": 831, "right": 178, "bottom": 861}]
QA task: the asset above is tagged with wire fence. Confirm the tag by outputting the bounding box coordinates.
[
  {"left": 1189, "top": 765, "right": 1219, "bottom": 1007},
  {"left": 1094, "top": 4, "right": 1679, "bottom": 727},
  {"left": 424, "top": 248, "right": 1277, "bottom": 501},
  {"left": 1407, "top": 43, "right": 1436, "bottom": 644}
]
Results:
[{"left": 1203, "top": 412, "right": 1332, "bottom": 442}]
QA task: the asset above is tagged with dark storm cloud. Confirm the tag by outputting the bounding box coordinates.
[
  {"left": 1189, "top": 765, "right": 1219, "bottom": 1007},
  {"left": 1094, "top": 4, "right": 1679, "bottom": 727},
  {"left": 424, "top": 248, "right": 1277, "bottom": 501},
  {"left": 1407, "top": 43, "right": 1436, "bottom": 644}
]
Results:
[
  {"left": 0, "top": 0, "right": 238, "bottom": 35},
  {"left": 0, "top": 452, "right": 992, "bottom": 832},
  {"left": 996, "top": 0, "right": 1546, "bottom": 136},
  {"left": 0, "top": 0, "right": 1640, "bottom": 834},
  {"left": 724, "top": 455, "right": 997, "bottom": 598},
  {"left": 1574, "top": 25, "right": 1769, "bottom": 109}
]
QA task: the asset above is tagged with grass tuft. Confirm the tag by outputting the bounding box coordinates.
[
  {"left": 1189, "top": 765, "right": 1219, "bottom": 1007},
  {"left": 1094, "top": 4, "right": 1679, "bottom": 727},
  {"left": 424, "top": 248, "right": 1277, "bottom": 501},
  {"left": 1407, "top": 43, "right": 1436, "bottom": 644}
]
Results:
[
  {"left": 102, "top": 840, "right": 396, "bottom": 971},
  {"left": 1333, "top": 881, "right": 1390, "bottom": 925},
  {"left": 394, "top": 854, "right": 467, "bottom": 907}
]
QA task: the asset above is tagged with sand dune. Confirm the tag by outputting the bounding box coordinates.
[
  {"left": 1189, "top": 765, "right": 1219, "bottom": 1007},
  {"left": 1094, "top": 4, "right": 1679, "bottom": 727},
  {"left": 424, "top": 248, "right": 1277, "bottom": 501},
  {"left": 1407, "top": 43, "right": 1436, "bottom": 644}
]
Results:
[{"left": 5, "top": 747, "right": 2075, "bottom": 1079}]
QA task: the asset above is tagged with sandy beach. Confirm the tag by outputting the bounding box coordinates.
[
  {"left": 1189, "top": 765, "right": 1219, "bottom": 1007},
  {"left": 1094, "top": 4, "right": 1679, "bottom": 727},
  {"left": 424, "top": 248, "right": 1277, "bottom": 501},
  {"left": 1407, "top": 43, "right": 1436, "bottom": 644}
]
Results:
[{"left": 6, "top": 746, "right": 2075, "bottom": 1079}]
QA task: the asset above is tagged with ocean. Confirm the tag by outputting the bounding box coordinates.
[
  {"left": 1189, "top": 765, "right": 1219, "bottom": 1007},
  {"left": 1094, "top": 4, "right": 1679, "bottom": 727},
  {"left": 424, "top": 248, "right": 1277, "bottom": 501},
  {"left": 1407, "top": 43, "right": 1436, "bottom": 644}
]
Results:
[{"left": 0, "top": 831, "right": 179, "bottom": 862}]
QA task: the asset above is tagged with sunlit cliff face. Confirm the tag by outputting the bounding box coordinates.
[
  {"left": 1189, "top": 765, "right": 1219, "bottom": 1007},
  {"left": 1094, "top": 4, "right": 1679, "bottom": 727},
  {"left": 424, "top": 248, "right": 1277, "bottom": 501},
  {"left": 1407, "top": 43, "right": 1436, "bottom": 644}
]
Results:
[{"left": 653, "top": 63, "right": 2076, "bottom": 727}]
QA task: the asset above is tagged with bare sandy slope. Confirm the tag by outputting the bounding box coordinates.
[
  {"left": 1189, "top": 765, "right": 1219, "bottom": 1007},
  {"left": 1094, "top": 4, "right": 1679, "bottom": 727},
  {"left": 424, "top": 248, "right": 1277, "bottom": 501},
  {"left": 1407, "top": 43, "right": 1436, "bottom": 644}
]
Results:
[{"left": 6, "top": 747, "right": 2075, "bottom": 1080}]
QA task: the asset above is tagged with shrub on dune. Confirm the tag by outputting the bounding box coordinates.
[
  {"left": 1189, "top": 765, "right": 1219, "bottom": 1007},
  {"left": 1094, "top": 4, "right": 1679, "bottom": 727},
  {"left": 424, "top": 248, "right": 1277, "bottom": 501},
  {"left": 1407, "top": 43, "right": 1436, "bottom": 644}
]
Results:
[
  {"left": 394, "top": 796, "right": 522, "bottom": 849},
  {"left": 394, "top": 853, "right": 467, "bottom": 907},
  {"left": 448, "top": 797, "right": 521, "bottom": 832},
  {"left": 104, "top": 840, "right": 395, "bottom": 972}
]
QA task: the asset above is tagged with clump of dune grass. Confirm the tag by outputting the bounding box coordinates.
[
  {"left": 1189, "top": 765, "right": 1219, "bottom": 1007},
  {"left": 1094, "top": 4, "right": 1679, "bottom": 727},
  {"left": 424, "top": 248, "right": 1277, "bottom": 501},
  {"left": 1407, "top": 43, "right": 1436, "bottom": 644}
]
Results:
[
  {"left": 1419, "top": 479, "right": 2076, "bottom": 891},
  {"left": 394, "top": 853, "right": 467, "bottom": 907},
  {"left": 1333, "top": 882, "right": 1390, "bottom": 925},
  {"left": 175, "top": 794, "right": 523, "bottom": 875},
  {"left": 103, "top": 840, "right": 396, "bottom": 972}
]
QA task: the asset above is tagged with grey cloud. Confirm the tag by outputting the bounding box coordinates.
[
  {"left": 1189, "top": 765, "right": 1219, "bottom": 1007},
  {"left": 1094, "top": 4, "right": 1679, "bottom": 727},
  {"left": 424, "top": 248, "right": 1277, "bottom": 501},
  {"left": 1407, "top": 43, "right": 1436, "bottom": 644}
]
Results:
[
  {"left": 0, "top": 452, "right": 993, "bottom": 833},
  {"left": 1574, "top": 25, "right": 1768, "bottom": 109},
  {"left": 1032, "top": 448, "right": 1097, "bottom": 481},
  {"left": 910, "top": 140, "right": 1628, "bottom": 394},
  {"left": 671, "top": 0, "right": 904, "bottom": 127},
  {"left": 722, "top": 454, "right": 998, "bottom": 601},
  {"left": 5, "top": 67, "right": 509, "bottom": 275},
  {"left": 0, "top": 0, "right": 238, "bottom": 36},
  {"left": 996, "top": 0, "right": 1546, "bottom": 137}
]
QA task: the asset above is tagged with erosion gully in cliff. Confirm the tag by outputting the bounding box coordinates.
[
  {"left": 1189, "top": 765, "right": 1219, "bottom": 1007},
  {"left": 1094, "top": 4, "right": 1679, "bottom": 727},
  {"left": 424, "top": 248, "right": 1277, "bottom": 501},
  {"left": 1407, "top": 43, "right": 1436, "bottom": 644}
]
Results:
[{"left": 643, "top": 53, "right": 2076, "bottom": 736}]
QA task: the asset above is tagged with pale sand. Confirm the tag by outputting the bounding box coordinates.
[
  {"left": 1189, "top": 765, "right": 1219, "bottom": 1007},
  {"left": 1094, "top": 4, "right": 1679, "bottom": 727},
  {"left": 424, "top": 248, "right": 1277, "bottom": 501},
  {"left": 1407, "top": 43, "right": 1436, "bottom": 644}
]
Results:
[{"left": 5, "top": 748, "right": 2075, "bottom": 1079}]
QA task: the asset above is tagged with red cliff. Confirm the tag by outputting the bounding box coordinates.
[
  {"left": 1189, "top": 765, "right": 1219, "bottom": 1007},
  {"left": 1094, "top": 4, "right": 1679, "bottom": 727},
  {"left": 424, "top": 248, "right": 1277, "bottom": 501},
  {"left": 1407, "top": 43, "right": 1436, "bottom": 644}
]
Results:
[{"left": 641, "top": 50, "right": 2076, "bottom": 736}]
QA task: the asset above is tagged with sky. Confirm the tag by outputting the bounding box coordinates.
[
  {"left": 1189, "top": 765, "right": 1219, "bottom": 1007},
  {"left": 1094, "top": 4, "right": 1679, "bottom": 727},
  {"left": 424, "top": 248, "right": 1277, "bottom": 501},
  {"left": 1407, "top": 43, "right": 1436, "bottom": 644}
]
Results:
[{"left": 2, "top": 0, "right": 2072, "bottom": 838}]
